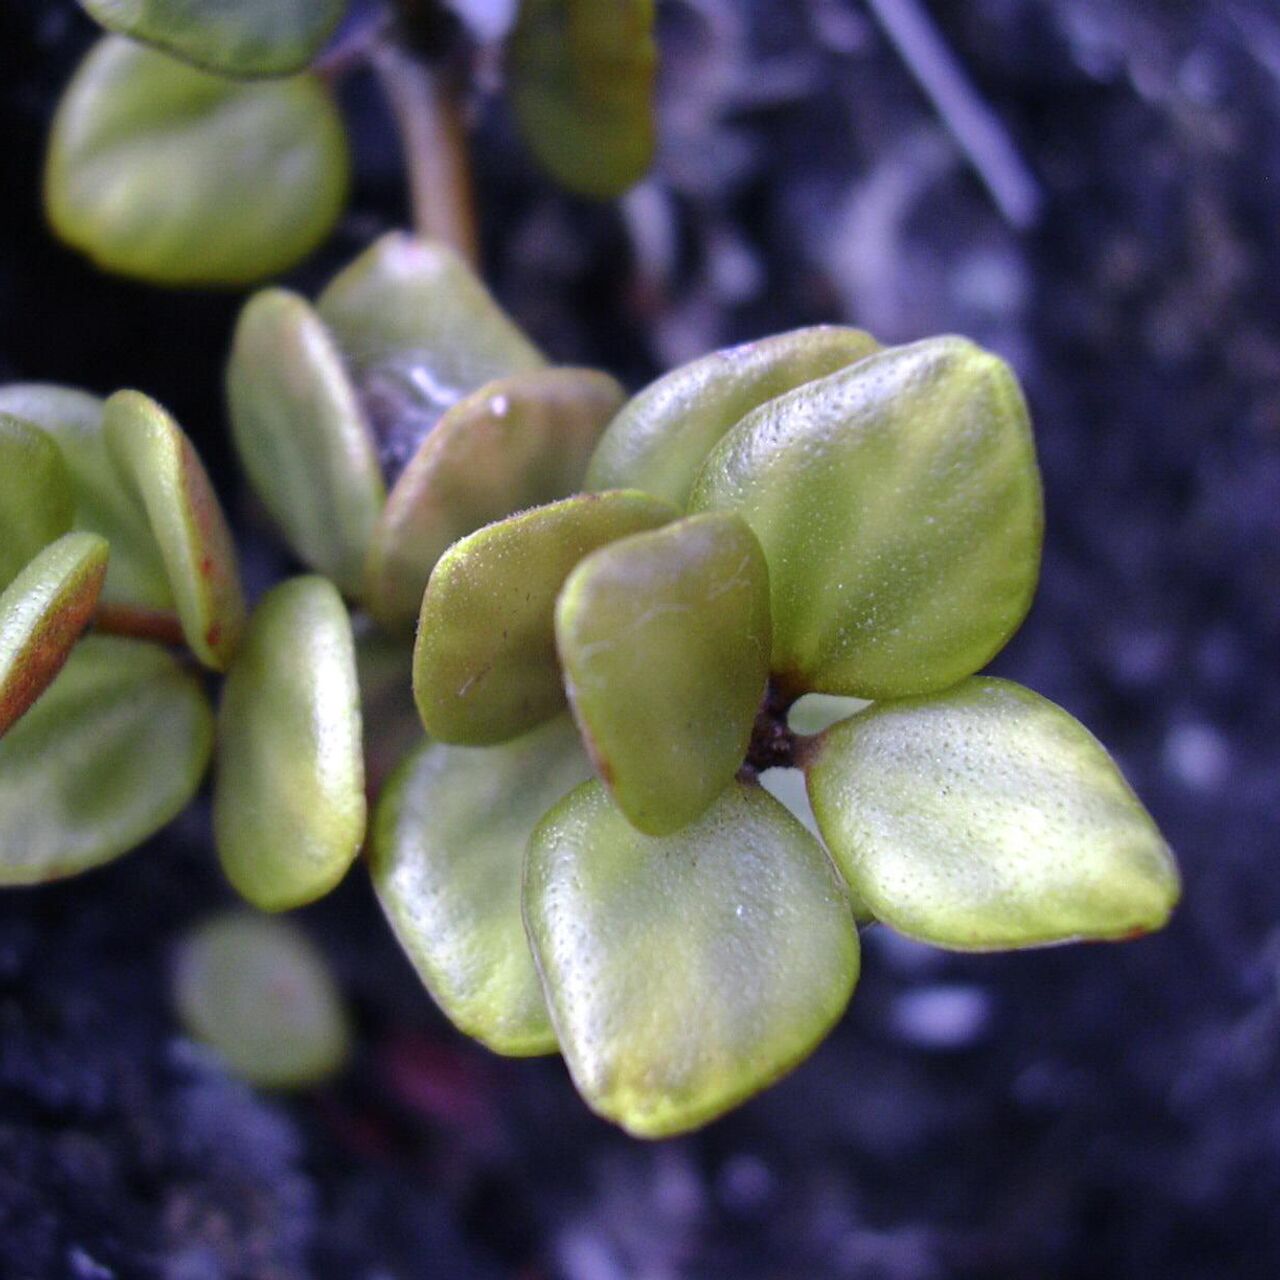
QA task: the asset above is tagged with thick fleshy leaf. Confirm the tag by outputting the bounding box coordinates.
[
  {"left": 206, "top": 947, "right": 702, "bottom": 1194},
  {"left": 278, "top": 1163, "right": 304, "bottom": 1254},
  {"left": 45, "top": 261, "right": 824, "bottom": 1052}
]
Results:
[
  {"left": 366, "top": 367, "right": 626, "bottom": 630},
  {"left": 174, "top": 912, "right": 350, "bottom": 1089},
  {"left": 46, "top": 37, "right": 349, "bottom": 286},
  {"left": 227, "top": 290, "right": 384, "bottom": 598},
  {"left": 556, "top": 512, "right": 770, "bottom": 835},
  {"left": 806, "top": 677, "right": 1181, "bottom": 950},
  {"left": 413, "top": 491, "right": 676, "bottom": 745},
  {"left": 0, "top": 635, "right": 214, "bottom": 884},
  {"left": 690, "top": 337, "right": 1044, "bottom": 700},
  {"left": 214, "top": 577, "right": 365, "bottom": 911},
  {"left": 587, "top": 327, "right": 880, "bottom": 509},
  {"left": 788, "top": 693, "right": 872, "bottom": 736},
  {"left": 509, "top": 0, "right": 656, "bottom": 198},
  {"left": 372, "top": 717, "right": 592, "bottom": 1055},
  {"left": 80, "top": 0, "right": 347, "bottom": 78},
  {"left": 524, "top": 780, "right": 860, "bottom": 1137},
  {"left": 316, "top": 233, "right": 544, "bottom": 425},
  {"left": 0, "top": 533, "right": 108, "bottom": 737},
  {"left": 104, "top": 391, "right": 245, "bottom": 670},
  {"left": 0, "top": 414, "right": 74, "bottom": 591},
  {"left": 0, "top": 385, "right": 173, "bottom": 615},
  {"left": 354, "top": 622, "right": 422, "bottom": 796}
]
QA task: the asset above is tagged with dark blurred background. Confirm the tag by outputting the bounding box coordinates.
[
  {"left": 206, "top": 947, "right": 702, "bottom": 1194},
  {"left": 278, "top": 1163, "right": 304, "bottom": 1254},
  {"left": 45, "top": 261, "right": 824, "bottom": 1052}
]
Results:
[{"left": 2, "top": 1, "right": 1278, "bottom": 1276}]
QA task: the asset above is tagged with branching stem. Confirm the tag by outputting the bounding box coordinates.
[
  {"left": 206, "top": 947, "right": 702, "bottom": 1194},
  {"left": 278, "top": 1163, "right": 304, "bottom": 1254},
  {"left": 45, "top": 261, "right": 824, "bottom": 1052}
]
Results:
[{"left": 93, "top": 604, "right": 186, "bottom": 647}]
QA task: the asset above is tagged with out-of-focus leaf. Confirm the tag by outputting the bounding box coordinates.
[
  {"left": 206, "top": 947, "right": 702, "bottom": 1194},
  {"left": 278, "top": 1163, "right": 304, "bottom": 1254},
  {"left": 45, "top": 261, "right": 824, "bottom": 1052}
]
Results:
[
  {"left": 46, "top": 37, "right": 350, "bottom": 286},
  {"left": 80, "top": 0, "right": 347, "bottom": 78},
  {"left": 0, "top": 533, "right": 108, "bottom": 737},
  {"left": 788, "top": 692, "right": 872, "bottom": 737},
  {"left": 354, "top": 621, "right": 422, "bottom": 796},
  {"left": 587, "top": 327, "right": 880, "bottom": 508},
  {"left": 413, "top": 491, "right": 675, "bottom": 745},
  {"left": 524, "top": 779, "right": 860, "bottom": 1137},
  {"left": 316, "top": 232, "right": 544, "bottom": 414},
  {"left": 174, "top": 911, "right": 350, "bottom": 1089},
  {"left": 0, "top": 635, "right": 214, "bottom": 884},
  {"left": 0, "top": 413, "right": 75, "bottom": 591},
  {"left": 104, "top": 391, "right": 245, "bottom": 670},
  {"left": 226, "top": 289, "right": 384, "bottom": 599},
  {"left": 806, "top": 678, "right": 1181, "bottom": 949},
  {"left": 365, "top": 367, "right": 625, "bottom": 630},
  {"left": 371, "top": 717, "right": 592, "bottom": 1055},
  {"left": 0, "top": 385, "right": 173, "bottom": 614},
  {"left": 509, "top": 0, "right": 656, "bottom": 198},
  {"left": 690, "top": 337, "right": 1044, "bottom": 700},
  {"left": 556, "top": 512, "right": 770, "bottom": 835},
  {"left": 214, "top": 577, "right": 365, "bottom": 911}
]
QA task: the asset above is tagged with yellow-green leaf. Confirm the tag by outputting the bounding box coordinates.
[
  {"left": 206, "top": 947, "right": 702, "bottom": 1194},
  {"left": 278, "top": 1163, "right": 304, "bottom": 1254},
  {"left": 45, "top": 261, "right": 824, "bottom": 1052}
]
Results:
[
  {"left": 174, "top": 912, "right": 350, "bottom": 1089},
  {"left": 413, "top": 491, "right": 676, "bottom": 745},
  {"left": 366, "top": 367, "right": 625, "bottom": 631},
  {"left": 371, "top": 717, "right": 593, "bottom": 1056},
  {"left": 586, "top": 326, "right": 880, "bottom": 508},
  {"left": 524, "top": 779, "right": 860, "bottom": 1137},
  {"left": 104, "top": 391, "right": 245, "bottom": 670},
  {"left": 214, "top": 577, "right": 365, "bottom": 911},
  {"left": 806, "top": 677, "right": 1180, "bottom": 950},
  {"left": 0, "top": 635, "right": 214, "bottom": 884},
  {"left": 46, "top": 37, "right": 350, "bottom": 286},
  {"left": 0, "top": 532, "right": 108, "bottom": 737},
  {"left": 556, "top": 512, "right": 770, "bottom": 835},
  {"left": 227, "top": 289, "right": 384, "bottom": 598},
  {"left": 690, "top": 336, "right": 1044, "bottom": 699},
  {"left": 0, "top": 413, "right": 75, "bottom": 591},
  {"left": 509, "top": 0, "right": 656, "bottom": 198}
]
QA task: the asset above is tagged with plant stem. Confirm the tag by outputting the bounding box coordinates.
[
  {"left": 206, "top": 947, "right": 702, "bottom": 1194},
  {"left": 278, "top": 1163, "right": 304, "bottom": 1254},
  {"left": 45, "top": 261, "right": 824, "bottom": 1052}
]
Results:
[
  {"left": 93, "top": 604, "right": 186, "bottom": 647},
  {"left": 371, "top": 40, "right": 479, "bottom": 265}
]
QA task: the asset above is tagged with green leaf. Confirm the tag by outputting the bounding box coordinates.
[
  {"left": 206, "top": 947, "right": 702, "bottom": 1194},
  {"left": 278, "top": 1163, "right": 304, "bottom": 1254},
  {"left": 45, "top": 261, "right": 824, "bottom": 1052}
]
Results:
[
  {"left": 806, "top": 677, "right": 1180, "bottom": 950},
  {"left": 690, "top": 337, "right": 1044, "bottom": 700},
  {"left": 104, "top": 391, "right": 246, "bottom": 671},
  {"left": 46, "top": 37, "right": 350, "bottom": 286},
  {"left": 587, "top": 327, "right": 880, "bottom": 508},
  {"left": 366, "top": 367, "right": 625, "bottom": 630},
  {"left": 509, "top": 0, "right": 656, "bottom": 198},
  {"left": 787, "top": 692, "right": 872, "bottom": 737},
  {"left": 80, "top": 0, "right": 347, "bottom": 78},
  {"left": 0, "top": 413, "right": 75, "bottom": 591},
  {"left": 174, "top": 911, "right": 350, "bottom": 1089},
  {"left": 413, "top": 491, "right": 676, "bottom": 746},
  {"left": 0, "top": 635, "right": 214, "bottom": 885},
  {"left": 0, "top": 533, "right": 108, "bottom": 737},
  {"left": 556, "top": 512, "right": 770, "bottom": 835},
  {"left": 371, "top": 717, "right": 593, "bottom": 1056},
  {"left": 227, "top": 289, "right": 385, "bottom": 599},
  {"left": 354, "top": 621, "right": 422, "bottom": 796},
  {"left": 0, "top": 385, "right": 173, "bottom": 616},
  {"left": 524, "top": 779, "right": 860, "bottom": 1137},
  {"left": 316, "top": 232, "right": 544, "bottom": 401},
  {"left": 214, "top": 577, "right": 366, "bottom": 911}
]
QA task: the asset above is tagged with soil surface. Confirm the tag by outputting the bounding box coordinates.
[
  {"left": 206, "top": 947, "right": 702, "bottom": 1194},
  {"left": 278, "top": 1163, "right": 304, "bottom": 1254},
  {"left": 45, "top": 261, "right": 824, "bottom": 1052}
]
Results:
[{"left": 1, "top": 1, "right": 1278, "bottom": 1276}]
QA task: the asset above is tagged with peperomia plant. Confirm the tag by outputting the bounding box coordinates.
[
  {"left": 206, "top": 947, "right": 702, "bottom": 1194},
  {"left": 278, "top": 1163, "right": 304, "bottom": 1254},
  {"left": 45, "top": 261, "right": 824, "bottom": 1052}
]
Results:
[{"left": 1, "top": 0, "right": 1179, "bottom": 1133}]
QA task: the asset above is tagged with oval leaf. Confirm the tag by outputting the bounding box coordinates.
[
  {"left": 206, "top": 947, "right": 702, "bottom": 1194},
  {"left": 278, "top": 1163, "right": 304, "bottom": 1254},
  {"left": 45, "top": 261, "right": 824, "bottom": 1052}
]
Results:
[
  {"left": 689, "top": 337, "right": 1044, "bottom": 700},
  {"left": 587, "top": 326, "right": 880, "bottom": 509},
  {"left": 80, "top": 0, "right": 347, "bottom": 78},
  {"left": 0, "top": 533, "right": 108, "bottom": 737},
  {"left": 46, "top": 37, "right": 350, "bottom": 286},
  {"left": 509, "top": 0, "right": 656, "bottom": 198},
  {"left": 806, "top": 677, "right": 1181, "bottom": 950},
  {"left": 0, "top": 384, "right": 173, "bottom": 615},
  {"left": 174, "top": 912, "right": 350, "bottom": 1089},
  {"left": 556, "top": 512, "right": 770, "bottom": 835},
  {"left": 366, "top": 367, "right": 625, "bottom": 630},
  {"left": 413, "top": 491, "right": 676, "bottom": 746},
  {"left": 0, "top": 413, "right": 75, "bottom": 591},
  {"left": 525, "top": 779, "right": 860, "bottom": 1137},
  {"left": 104, "top": 391, "right": 245, "bottom": 670},
  {"left": 214, "top": 577, "right": 365, "bottom": 911},
  {"left": 0, "top": 635, "right": 214, "bottom": 885},
  {"left": 226, "top": 290, "right": 384, "bottom": 599},
  {"left": 371, "top": 717, "right": 593, "bottom": 1056}
]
